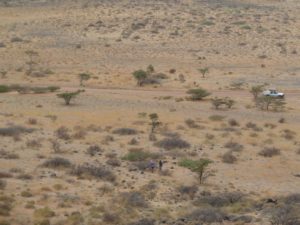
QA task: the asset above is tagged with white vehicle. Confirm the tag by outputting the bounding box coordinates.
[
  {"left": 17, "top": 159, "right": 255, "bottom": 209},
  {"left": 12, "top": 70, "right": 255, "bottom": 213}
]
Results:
[{"left": 262, "top": 89, "right": 285, "bottom": 98}]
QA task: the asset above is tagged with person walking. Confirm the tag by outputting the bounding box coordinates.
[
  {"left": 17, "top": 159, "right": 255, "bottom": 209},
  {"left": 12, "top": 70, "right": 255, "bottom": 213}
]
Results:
[
  {"left": 159, "top": 160, "right": 163, "bottom": 171},
  {"left": 149, "top": 160, "right": 156, "bottom": 173}
]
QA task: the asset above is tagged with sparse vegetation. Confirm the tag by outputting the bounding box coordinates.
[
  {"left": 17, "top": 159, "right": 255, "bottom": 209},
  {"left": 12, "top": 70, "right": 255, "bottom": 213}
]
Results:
[
  {"left": 256, "top": 96, "right": 286, "bottom": 111},
  {"left": 113, "top": 128, "right": 138, "bottom": 135},
  {"left": 71, "top": 164, "right": 116, "bottom": 182},
  {"left": 222, "top": 151, "right": 237, "bottom": 164},
  {"left": 42, "top": 157, "right": 72, "bottom": 169},
  {"left": 149, "top": 113, "right": 161, "bottom": 133},
  {"left": 211, "top": 97, "right": 235, "bottom": 109},
  {"left": 259, "top": 147, "right": 281, "bottom": 157},
  {"left": 78, "top": 73, "right": 91, "bottom": 86},
  {"left": 155, "top": 137, "right": 190, "bottom": 150},
  {"left": 250, "top": 85, "right": 265, "bottom": 99},
  {"left": 198, "top": 67, "right": 209, "bottom": 78},
  {"left": 187, "top": 88, "right": 211, "bottom": 101},
  {"left": 179, "top": 158, "right": 212, "bottom": 184},
  {"left": 57, "top": 90, "right": 81, "bottom": 105}
]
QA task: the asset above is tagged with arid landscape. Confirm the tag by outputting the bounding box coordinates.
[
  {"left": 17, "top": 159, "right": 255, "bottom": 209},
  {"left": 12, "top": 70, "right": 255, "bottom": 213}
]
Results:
[{"left": 0, "top": 0, "right": 300, "bottom": 224}]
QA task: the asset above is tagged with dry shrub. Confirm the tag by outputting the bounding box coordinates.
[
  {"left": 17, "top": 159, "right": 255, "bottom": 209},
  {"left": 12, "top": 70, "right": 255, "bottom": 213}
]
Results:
[
  {"left": 0, "top": 172, "right": 12, "bottom": 179},
  {"left": 106, "top": 158, "right": 121, "bottom": 167},
  {"left": 264, "top": 123, "right": 276, "bottom": 129},
  {"left": 259, "top": 147, "right": 280, "bottom": 157},
  {"left": 224, "top": 141, "right": 244, "bottom": 152},
  {"left": 0, "top": 150, "right": 19, "bottom": 159},
  {"left": 222, "top": 151, "right": 237, "bottom": 164},
  {"left": 0, "top": 125, "right": 34, "bottom": 137},
  {"left": 194, "top": 192, "right": 244, "bottom": 208},
  {"left": 186, "top": 208, "right": 226, "bottom": 223},
  {"left": 71, "top": 164, "right": 115, "bottom": 182},
  {"left": 113, "top": 128, "right": 138, "bottom": 135},
  {"left": 128, "top": 218, "right": 155, "bottom": 225},
  {"left": 0, "top": 195, "right": 14, "bottom": 216},
  {"left": 72, "top": 130, "right": 87, "bottom": 139},
  {"left": 269, "top": 205, "right": 299, "bottom": 225},
  {"left": 55, "top": 126, "right": 70, "bottom": 140},
  {"left": 281, "top": 129, "right": 296, "bottom": 140},
  {"left": 128, "top": 138, "right": 139, "bottom": 145},
  {"left": 123, "top": 150, "right": 160, "bottom": 162},
  {"left": 178, "top": 185, "right": 198, "bottom": 199},
  {"left": 228, "top": 119, "right": 239, "bottom": 127},
  {"left": 86, "top": 145, "right": 103, "bottom": 156},
  {"left": 0, "top": 180, "right": 6, "bottom": 190},
  {"left": 42, "top": 157, "right": 72, "bottom": 169},
  {"left": 283, "top": 194, "right": 300, "bottom": 205},
  {"left": 246, "top": 122, "right": 262, "bottom": 131},
  {"left": 26, "top": 139, "right": 42, "bottom": 149},
  {"left": 16, "top": 173, "right": 32, "bottom": 180},
  {"left": 120, "top": 192, "right": 148, "bottom": 208},
  {"left": 28, "top": 118, "right": 37, "bottom": 125},
  {"left": 103, "top": 212, "right": 120, "bottom": 224},
  {"left": 155, "top": 137, "right": 190, "bottom": 150},
  {"left": 185, "top": 119, "right": 201, "bottom": 129}
]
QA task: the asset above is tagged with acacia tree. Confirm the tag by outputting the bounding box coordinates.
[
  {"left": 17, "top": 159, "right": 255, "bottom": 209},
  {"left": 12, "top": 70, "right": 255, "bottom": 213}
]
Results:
[
  {"left": 256, "top": 96, "right": 285, "bottom": 111},
  {"left": 193, "top": 159, "right": 212, "bottom": 184},
  {"left": 57, "top": 91, "right": 81, "bottom": 105},
  {"left": 78, "top": 73, "right": 91, "bottom": 86},
  {"left": 149, "top": 113, "right": 161, "bottom": 133},
  {"left": 132, "top": 70, "right": 147, "bottom": 86},
  {"left": 250, "top": 85, "right": 265, "bottom": 99},
  {"left": 198, "top": 67, "right": 209, "bottom": 78},
  {"left": 179, "top": 158, "right": 213, "bottom": 184}
]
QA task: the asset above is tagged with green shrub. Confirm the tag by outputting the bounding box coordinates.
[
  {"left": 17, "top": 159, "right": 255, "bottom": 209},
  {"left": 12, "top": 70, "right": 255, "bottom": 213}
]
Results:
[
  {"left": 0, "top": 85, "right": 10, "bottom": 93},
  {"left": 57, "top": 91, "right": 81, "bottom": 105},
  {"left": 187, "top": 88, "right": 210, "bottom": 100}
]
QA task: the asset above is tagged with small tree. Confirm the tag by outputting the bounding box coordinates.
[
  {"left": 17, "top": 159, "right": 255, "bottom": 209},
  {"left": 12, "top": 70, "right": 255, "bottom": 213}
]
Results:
[
  {"left": 194, "top": 159, "right": 213, "bottom": 184},
  {"left": 132, "top": 70, "right": 147, "bottom": 86},
  {"left": 78, "top": 73, "right": 91, "bottom": 86},
  {"left": 225, "top": 98, "right": 235, "bottom": 109},
  {"left": 179, "top": 159, "right": 213, "bottom": 184},
  {"left": 211, "top": 97, "right": 225, "bottom": 109},
  {"left": 57, "top": 91, "right": 81, "bottom": 105},
  {"left": 250, "top": 85, "right": 265, "bottom": 99},
  {"left": 146, "top": 64, "right": 155, "bottom": 75},
  {"left": 149, "top": 113, "right": 161, "bottom": 133},
  {"left": 256, "top": 96, "right": 285, "bottom": 111},
  {"left": 198, "top": 67, "right": 209, "bottom": 78},
  {"left": 187, "top": 88, "right": 211, "bottom": 101}
]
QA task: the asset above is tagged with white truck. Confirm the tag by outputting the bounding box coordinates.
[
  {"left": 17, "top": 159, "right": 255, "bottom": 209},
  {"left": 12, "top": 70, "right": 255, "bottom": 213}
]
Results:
[{"left": 262, "top": 89, "right": 285, "bottom": 98}]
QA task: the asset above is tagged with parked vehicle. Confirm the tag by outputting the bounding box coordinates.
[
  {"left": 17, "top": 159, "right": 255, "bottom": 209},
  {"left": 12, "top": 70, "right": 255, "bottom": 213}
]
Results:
[{"left": 262, "top": 89, "right": 284, "bottom": 98}]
